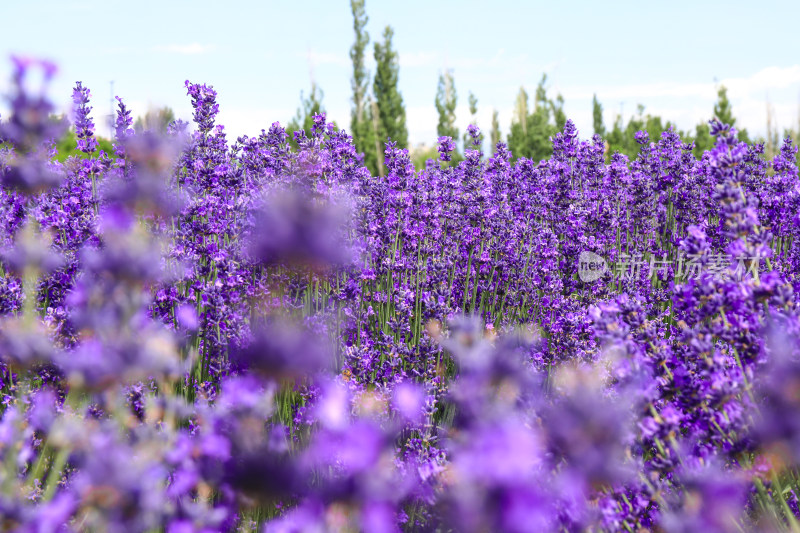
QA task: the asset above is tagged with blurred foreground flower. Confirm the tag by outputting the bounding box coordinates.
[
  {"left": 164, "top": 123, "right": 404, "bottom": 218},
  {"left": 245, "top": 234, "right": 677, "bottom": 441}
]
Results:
[
  {"left": 246, "top": 187, "right": 355, "bottom": 268},
  {"left": 103, "top": 129, "right": 189, "bottom": 216},
  {"left": 0, "top": 57, "right": 66, "bottom": 194},
  {"left": 0, "top": 56, "right": 64, "bottom": 153},
  {"left": 231, "top": 318, "right": 335, "bottom": 380}
]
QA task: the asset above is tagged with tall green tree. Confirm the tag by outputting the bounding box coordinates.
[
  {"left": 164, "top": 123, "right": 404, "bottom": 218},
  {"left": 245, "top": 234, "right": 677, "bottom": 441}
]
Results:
[
  {"left": 507, "top": 75, "right": 560, "bottom": 161},
  {"left": 490, "top": 109, "right": 501, "bottom": 154},
  {"left": 507, "top": 87, "right": 529, "bottom": 158},
  {"left": 134, "top": 106, "right": 175, "bottom": 133},
  {"left": 287, "top": 83, "right": 325, "bottom": 150},
  {"left": 550, "top": 93, "right": 566, "bottom": 131},
  {"left": 348, "top": 0, "right": 378, "bottom": 176},
  {"left": 54, "top": 129, "right": 114, "bottom": 162},
  {"left": 766, "top": 99, "right": 780, "bottom": 158},
  {"left": 512, "top": 87, "right": 528, "bottom": 137},
  {"left": 373, "top": 25, "right": 408, "bottom": 157},
  {"left": 605, "top": 113, "right": 625, "bottom": 157},
  {"left": 715, "top": 85, "right": 749, "bottom": 143},
  {"left": 605, "top": 104, "right": 675, "bottom": 160},
  {"left": 463, "top": 91, "right": 483, "bottom": 151},
  {"left": 692, "top": 85, "right": 748, "bottom": 158},
  {"left": 609, "top": 104, "right": 647, "bottom": 158},
  {"left": 692, "top": 121, "right": 713, "bottom": 159},
  {"left": 714, "top": 85, "right": 736, "bottom": 130},
  {"left": 529, "top": 75, "right": 559, "bottom": 158},
  {"left": 592, "top": 94, "right": 605, "bottom": 137},
  {"left": 435, "top": 69, "right": 458, "bottom": 157}
]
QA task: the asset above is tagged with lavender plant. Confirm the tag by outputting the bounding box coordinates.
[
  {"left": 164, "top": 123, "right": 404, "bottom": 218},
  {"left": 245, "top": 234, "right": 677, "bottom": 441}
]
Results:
[{"left": 0, "top": 57, "right": 799, "bottom": 532}]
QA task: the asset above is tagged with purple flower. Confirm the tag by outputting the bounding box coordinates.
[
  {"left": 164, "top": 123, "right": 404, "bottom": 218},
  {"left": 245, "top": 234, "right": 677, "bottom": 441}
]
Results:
[
  {"left": 69, "top": 431, "right": 170, "bottom": 532},
  {"left": 246, "top": 187, "right": 355, "bottom": 268},
  {"left": 223, "top": 448, "right": 299, "bottom": 504},
  {"left": 231, "top": 319, "right": 334, "bottom": 380},
  {"left": 537, "top": 381, "right": 634, "bottom": 487},
  {"left": 175, "top": 304, "right": 199, "bottom": 330},
  {"left": 57, "top": 327, "right": 181, "bottom": 390},
  {"left": 72, "top": 81, "right": 98, "bottom": 154},
  {"left": 1, "top": 156, "right": 64, "bottom": 194},
  {"left": 103, "top": 129, "right": 187, "bottom": 215},
  {"left": 27, "top": 388, "right": 60, "bottom": 432},
  {"left": 466, "top": 124, "right": 482, "bottom": 150},
  {"left": 437, "top": 136, "right": 456, "bottom": 162},
  {"left": 112, "top": 96, "right": 134, "bottom": 159},
  {"left": 113, "top": 96, "right": 134, "bottom": 142},
  {"left": 0, "top": 317, "right": 57, "bottom": 370},
  {"left": 0, "top": 223, "right": 63, "bottom": 275},
  {"left": 184, "top": 81, "right": 219, "bottom": 136},
  {"left": 391, "top": 381, "right": 425, "bottom": 424},
  {"left": 0, "top": 56, "right": 65, "bottom": 152},
  {"left": 660, "top": 461, "right": 748, "bottom": 533}
]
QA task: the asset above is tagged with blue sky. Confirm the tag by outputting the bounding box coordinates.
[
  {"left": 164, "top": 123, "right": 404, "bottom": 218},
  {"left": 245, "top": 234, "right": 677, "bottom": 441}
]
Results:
[{"left": 2, "top": 0, "right": 799, "bottom": 149}]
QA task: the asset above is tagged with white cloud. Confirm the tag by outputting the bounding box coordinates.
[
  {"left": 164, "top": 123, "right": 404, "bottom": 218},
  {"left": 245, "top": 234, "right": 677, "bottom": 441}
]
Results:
[
  {"left": 563, "top": 65, "right": 800, "bottom": 102},
  {"left": 151, "top": 43, "right": 216, "bottom": 55},
  {"left": 406, "top": 104, "right": 438, "bottom": 146},
  {"left": 399, "top": 51, "right": 438, "bottom": 69},
  {"left": 723, "top": 65, "right": 800, "bottom": 98},
  {"left": 305, "top": 50, "right": 349, "bottom": 68},
  {"left": 553, "top": 65, "right": 800, "bottom": 138},
  {"left": 394, "top": 49, "right": 557, "bottom": 90},
  {"left": 214, "top": 107, "right": 294, "bottom": 140},
  {"left": 406, "top": 103, "right": 514, "bottom": 149},
  {"left": 58, "top": 1, "right": 98, "bottom": 12},
  {"left": 409, "top": 66, "right": 800, "bottom": 147},
  {"left": 214, "top": 104, "right": 351, "bottom": 141}
]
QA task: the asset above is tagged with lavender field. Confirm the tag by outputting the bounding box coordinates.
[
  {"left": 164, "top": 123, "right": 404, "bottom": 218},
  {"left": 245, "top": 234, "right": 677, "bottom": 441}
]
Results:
[{"left": 0, "top": 53, "right": 800, "bottom": 533}]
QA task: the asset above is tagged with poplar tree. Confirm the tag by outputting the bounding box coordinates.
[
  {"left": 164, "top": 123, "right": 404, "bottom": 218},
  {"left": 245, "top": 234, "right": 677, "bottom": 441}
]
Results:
[
  {"left": 490, "top": 109, "right": 501, "bottom": 153},
  {"left": 463, "top": 91, "right": 482, "bottom": 151},
  {"left": 373, "top": 25, "right": 408, "bottom": 158},
  {"left": 507, "top": 75, "right": 559, "bottom": 162},
  {"left": 349, "top": 0, "right": 377, "bottom": 175},
  {"left": 435, "top": 69, "right": 458, "bottom": 143},
  {"left": 693, "top": 85, "right": 748, "bottom": 158},
  {"left": 592, "top": 94, "right": 605, "bottom": 137},
  {"left": 287, "top": 83, "right": 325, "bottom": 151}
]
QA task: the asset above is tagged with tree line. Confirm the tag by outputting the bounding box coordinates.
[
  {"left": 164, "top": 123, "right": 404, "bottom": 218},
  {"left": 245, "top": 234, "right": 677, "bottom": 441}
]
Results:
[
  {"left": 285, "top": 0, "right": 800, "bottom": 175},
  {"left": 45, "top": 0, "right": 800, "bottom": 169}
]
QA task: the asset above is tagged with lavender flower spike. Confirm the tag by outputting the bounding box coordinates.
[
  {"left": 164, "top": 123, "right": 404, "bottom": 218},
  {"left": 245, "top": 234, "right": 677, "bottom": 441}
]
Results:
[{"left": 72, "top": 81, "right": 98, "bottom": 154}]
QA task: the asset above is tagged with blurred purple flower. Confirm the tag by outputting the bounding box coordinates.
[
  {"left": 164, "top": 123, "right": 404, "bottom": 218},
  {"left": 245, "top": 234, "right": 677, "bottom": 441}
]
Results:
[
  {"left": 27, "top": 388, "right": 60, "bottom": 432},
  {"left": 103, "top": 130, "right": 188, "bottom": 215},
  {"left": 0, "top": 224, "right": 63, "bottom": 275},
  {"left": 231, "top": 318, "right": 334, "bottom": 380},
  {"left": 538, "top": 384, "right": 634, "bottom": 487},
  {"left": 247, "top": 187, "right": 355, "bottom": 268},
  {"left": 58, "top": 326, "right": 181, "bottom": 390},
  {"left": 660, "top": 461, "right": 748, "bottom": 533},
  {"left": 0, "top": 317, "right": 56, "bottom": 370},
  {"left": 1, "top": 156, "right": 64, "bottom": 194},
  {"left": 0, "top": 56, "right": 65, "bottom": 152},
  {"left": 175, "top": 304, "right": 199, "bottom": 331},
  {"left": 391, "top": 381, "right": 425, "bottom": 425}
]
